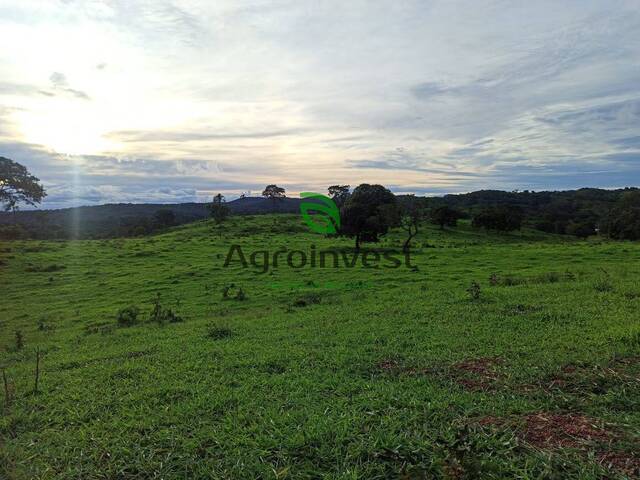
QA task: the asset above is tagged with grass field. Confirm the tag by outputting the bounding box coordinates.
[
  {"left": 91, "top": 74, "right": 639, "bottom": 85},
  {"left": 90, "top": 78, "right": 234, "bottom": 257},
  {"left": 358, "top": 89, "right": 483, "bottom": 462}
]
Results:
[{"left": 1, "top": 215, "right": 639, "bottom": 479}]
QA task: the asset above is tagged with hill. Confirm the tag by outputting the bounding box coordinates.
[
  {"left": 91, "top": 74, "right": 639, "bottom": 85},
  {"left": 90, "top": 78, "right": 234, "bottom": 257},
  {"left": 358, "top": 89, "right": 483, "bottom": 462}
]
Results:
[
  {"left": 0, "top": 197, "right": 303, "bottom": 239},
  {"left": 1, "top": 187, "right": 639, "bottom": 240},
  {"left": 1, "top": 215, "right": 640, "bottom": 478}
]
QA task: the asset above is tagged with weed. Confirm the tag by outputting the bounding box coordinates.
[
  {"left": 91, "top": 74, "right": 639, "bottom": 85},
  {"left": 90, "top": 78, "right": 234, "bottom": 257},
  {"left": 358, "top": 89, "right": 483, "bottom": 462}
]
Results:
[
  {"left": 116, "top": 305, "right": 140, "bottom": 327},
  {"left": 594, "top": 277, "right": 614, "bottom": 293},
  {"left": 534, "top": 271, "right": 561, "bottom": 283},
  {"left": 467, "top": 281, "right": 481, "bottom": 301},
  {"left": 291, "top": 293, "right": 322, "bottom": 308},
  {"left": 14, "top": 330, "right": 24, "bottom": 350},
  {"left": 206, "top": 321, "right": 233, "bottom": 340},
  {"left": 37, "top": 317, "right": 52, "bottom": 331},
  {"left": 222, "top": 284, "right": 247, "bottom": 301},
  {"left": 149, "top": 293, "right": 183, "bottom": 324}
]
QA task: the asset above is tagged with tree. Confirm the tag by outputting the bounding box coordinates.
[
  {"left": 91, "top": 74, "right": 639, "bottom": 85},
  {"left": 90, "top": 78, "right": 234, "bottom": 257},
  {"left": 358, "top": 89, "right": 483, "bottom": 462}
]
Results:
[
  {"left": 340, "top": 184, "right": 397, "bottom": 250},
  {"left": 429, "top": 205, "right": 460, "bottom": 229},
  {"left": 327, "top": 185, "right": 350, "bottom": 208},
  {"left": 472, "top": 206, "right": 523, "bottom": 232},
  {"left": 262, "top": 184, "right": 286, "bottom": 212},
  {"left": 566, "top": 221, "right": 596, "bottom": 239},
  {"left": 153, "top": 209, "right": 176, "bottom": 228},
  {"left": 400, "top": 196, "right": 423, "bottom": 253},
  {"left": 0, "top": 157, "right": 46, "bottom": 211},
  {"left": 209, "top": 193, "right": 230, "bottom": 225},
  {"left": 603, "top": 191, "right": 640, "bottom": 240}
]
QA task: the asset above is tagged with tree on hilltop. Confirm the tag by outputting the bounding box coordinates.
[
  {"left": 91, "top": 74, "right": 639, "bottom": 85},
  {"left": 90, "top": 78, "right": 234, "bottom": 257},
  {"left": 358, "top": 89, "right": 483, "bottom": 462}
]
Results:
[{"left": 0, "top": 156, "right": 46, "bottom": 212}]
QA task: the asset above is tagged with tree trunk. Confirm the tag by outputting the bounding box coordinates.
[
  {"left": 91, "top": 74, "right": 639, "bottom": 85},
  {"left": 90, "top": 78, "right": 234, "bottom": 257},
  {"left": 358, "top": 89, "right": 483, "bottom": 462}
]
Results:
[
  {"left": 355, "top": 234, "right": 360, "bottom": 251},
  {"left": 403, "top": 225, "right": 417, "bottom": 254}
]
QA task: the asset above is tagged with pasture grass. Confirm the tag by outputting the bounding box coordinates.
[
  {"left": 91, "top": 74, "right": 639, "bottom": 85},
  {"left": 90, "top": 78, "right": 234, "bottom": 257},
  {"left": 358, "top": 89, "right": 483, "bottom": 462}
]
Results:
[{"left": 0, "top": 215, "right": 639, "bottom": 478}]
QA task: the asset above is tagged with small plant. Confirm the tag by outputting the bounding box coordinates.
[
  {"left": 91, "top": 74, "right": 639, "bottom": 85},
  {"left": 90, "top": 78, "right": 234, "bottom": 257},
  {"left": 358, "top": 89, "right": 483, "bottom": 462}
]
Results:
[
  {"left": 206, "top": 321, "right": 233, "bottom": 340},
  {"left": 535, "top": 271, "right": 561, "bottom": 284},
  {"left": 489, "top": 273, "right": 499, "bottom": 286},
  {"left": 467, "top": 281, "right": 481, "bottom": 301},
  {"left": 149, "top": 293, "right": 183, "bottom": 325},
  {"left": 14, "top": 330, "right": 24, "bottom": 350},
  {"left": 594, "top": 277, "right": 613, "bottom": 293},
  {"left": 291, "top": 293, "right": 322, "bottom": 308},
  {"left": 117, "top": 305, "right": 140, "bottom": 327},
  {"left": 222, "top": 284, "right": 247, "bottom": 301}
]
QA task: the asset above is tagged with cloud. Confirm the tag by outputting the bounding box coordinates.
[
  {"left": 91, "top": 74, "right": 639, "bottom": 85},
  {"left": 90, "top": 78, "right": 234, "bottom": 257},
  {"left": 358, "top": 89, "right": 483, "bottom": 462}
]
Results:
[
  {"left": 1, "top": 1, "right": 640, "bottom": 208},
  {"left": 46, "top": 71, "right": 90, "bottom": 100},
  {"left": 107, "top": 128, "right": 307, "bottom": 143}
]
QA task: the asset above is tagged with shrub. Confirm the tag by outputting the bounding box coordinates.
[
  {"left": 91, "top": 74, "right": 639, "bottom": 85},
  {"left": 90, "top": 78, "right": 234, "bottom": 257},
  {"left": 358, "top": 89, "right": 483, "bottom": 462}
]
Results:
[
  {"left": 534, "top": 271, "right": 561, "bottom": 284},
  {"left": 292, "top": 293, "right": 322, "bottom": 308},
  {"left": 222, "top": 284, "right": 247, "bottom": 301},
  {"left": 15, "top": 330, "right": 24, "bottom": 350},
  {"left": 594, "top": 278, "right": 613, "bottom": 293},
  {"left": 149, "top": 294, "right": 183, "bottom": 324},
  {"left": 467, "top": 281, "right": 481, "bottom": 301},
  {"left": 117, "top": 305, "right": 140, "bottom": 327},
  {"left": 206, "top": 322, "right": 233, "bottom": 340}
]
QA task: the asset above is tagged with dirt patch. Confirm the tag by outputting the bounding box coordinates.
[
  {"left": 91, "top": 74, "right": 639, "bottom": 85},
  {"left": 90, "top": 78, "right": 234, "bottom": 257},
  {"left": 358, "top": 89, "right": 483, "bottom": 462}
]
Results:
[
  {"left": 523, "top": 357, "right": 640, "bottom": 396},
  {"left": 375, "top": 356, "right": 505, "bottom": 391},
  {"left": 450, "top": 357, "right": 504, "bottom": 391},
  {"left": 475, "top": 412, "right": 638, "bottom": 477},
  {"left": 597, "top": 451, "right": 640, "bottom": 478},
  {"left": 377, "top": 359, "right": 402, "bottom": 372},
  {"left": 519, "top": 413, "right": 614, "bottom": 449}
]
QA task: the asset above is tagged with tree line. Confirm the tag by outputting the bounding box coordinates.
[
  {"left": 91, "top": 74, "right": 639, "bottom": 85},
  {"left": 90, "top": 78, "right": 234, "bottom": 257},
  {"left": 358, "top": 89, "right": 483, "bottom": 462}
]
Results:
[{"left": 2, "top": 156, "right": 640, "bottom": 242}]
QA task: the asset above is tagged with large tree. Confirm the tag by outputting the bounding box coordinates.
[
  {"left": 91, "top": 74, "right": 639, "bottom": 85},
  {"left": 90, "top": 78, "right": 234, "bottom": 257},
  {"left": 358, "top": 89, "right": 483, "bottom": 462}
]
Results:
[
  {"left": 340, "top": 184, "right": 397, "bottom": 250},
  {"left": 153, "top": 209, "right": 176, "bottom": 228},
  {"left": 0, "top": 157, "right": 46, "bottom": 211},
  {"left": 603, "top": 191, "right": 640, "bottom": 240},
  {"left": 327, "top": 185, "right": 350, "bottom": 208},
  {"left": 209, "top": 193, "right": 230, "bottom": 225},
  {"left": 262, "top": 184, "right": 286, "bottom": 212},
  {"left": 429, "top": 205, "right": 460, "bottom": 230},
  {"left": 472, "top": 206, "right": 523, "bottom": 232}
]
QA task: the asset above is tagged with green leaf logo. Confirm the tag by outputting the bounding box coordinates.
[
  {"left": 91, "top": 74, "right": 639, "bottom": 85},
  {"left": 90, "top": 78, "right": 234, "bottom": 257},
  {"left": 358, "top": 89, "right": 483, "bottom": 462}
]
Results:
[{"left": 300, "top": 192, "right": 341, "bottom": 234}]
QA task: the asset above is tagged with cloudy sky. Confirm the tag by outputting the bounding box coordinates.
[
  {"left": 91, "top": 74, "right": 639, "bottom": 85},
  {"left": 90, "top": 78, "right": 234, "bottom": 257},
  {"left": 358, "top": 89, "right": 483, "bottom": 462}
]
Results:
[{"left": 1, "top": 0, "right": 639, "bottom": 208}]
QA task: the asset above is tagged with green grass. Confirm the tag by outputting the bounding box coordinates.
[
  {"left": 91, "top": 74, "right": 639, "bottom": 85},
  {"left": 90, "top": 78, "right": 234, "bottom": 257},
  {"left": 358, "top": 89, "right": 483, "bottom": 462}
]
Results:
[{"left": 1, "top": 215, "right": 639, "bottom": 479}]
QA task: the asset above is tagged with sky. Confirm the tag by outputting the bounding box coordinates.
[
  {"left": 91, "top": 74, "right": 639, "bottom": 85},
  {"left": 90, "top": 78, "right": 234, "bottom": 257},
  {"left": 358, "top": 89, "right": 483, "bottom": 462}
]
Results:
[{"left": 1, "top": 0, "right": 639, "bottom": 209}]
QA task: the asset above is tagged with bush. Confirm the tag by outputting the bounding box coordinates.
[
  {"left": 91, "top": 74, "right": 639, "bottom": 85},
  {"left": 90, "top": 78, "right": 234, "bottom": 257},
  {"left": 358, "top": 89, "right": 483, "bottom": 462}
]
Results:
[
  {"left": 291, "top": 293, "right": 322, "bottom": 308},
  {"left": 117, "top": 305, "right": 140, "bottom": 327},
  {"left": 222, "top": 284, "right": 247, "bottom": 301},
  {"left": 533, "top": 272, "right": 561, "bottom": 284},
  {"left": 206, "top": 322, "right": 233, "bottom": 340},
  {"left": 594, "top": 278, "right": 613, "bottom": 293},
  {"left": 467, "top": 281, "right": 481, "bottom": 300},
  {"left": 15, "top": 330, "right": 24, "bottom": 350},
  {"left": 149, "top": 294, "right": 183, "bottom": 324}
]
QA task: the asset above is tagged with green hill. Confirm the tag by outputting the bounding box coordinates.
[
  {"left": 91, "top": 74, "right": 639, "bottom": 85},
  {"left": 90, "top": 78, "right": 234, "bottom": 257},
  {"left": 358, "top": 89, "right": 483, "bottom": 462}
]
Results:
[{"left": 1, "top": 216, "right": 639, "bottom": 478}]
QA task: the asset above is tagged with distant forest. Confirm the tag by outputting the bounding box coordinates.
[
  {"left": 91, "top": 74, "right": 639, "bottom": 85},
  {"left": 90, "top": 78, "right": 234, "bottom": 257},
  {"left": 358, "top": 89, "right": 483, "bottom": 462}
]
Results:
[{"left": 1, "top": 187, "right": 639, "bottom": 240}]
